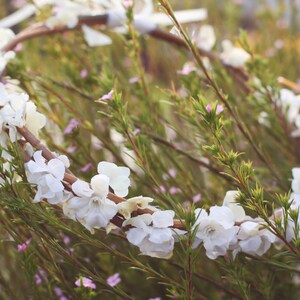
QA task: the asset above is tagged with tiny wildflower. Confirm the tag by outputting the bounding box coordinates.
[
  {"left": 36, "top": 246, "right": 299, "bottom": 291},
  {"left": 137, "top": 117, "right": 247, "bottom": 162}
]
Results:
[
  {"left": 107, "top": 273, "right": 121, "bottom": 287},
  {"left": 75, "top": 277, "right": 96, "bottom": 289}
]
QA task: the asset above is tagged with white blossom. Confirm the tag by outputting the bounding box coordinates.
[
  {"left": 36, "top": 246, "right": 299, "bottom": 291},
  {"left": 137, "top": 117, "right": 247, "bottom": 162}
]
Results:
[
  {"left": 0, "top": 51, "right": 15, "bottom": 73},
  {"left": 0, "top": 83, "right": 46, "bottom": 141},
  {"left": 193, "top": 206, "right": 239, "bottom": 259},
  {"left": 223, "top": 190, "right": 246, "bottom": 222},
  {"left": 26, "top": 151, "right": 69, "bottom": 204},
  {"left": 25, "top": 102, "right": 47, "bottom": 137},
  {"left": 235, "top": 220, "right": 276, "bottom": 256},
  {"left": 97, "top": 161, "right": 130, "bottom": 197},
  {"left": 63, "top": 174, "right": 118, "bottom": 233},
  {"left": 0, "top": 28, "right": 15, "bottom": 49},
  {"left": 278, "top": 89, "right": 300, "bottom": 137},
  {"left": 220, "top": 40, "right": 251, "bottom": 68},
  {"left": 190, "top": 25, "right": 216, "bottom": 52},
  {"left": 82, "top": 25, "right": 112, "bottom": 47},
  {"left": 124, "top": 210, "right": 176, "bottom": 258}
]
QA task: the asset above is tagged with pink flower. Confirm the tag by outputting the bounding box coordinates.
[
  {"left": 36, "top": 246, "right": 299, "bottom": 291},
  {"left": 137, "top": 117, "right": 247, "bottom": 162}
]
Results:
[
  {"left": 80, "top": 69, "right": 88, "bottom": 78},
  {"left": 177, "top": 63, "right": 196, "bottom": 75},
  {"left": 35, "top": 269, "right": 48, "bottom": 285},
  {"left": 63, "top": 235, "right": 71, "bottom": 245},
  {"left": 75, "top": 277, "right": 96, "bottom": 289},
  {"left": 129, "top": 128, "right": 140, "bottom": 138},
  {"left": 129, "top": 77, "right": 139, "bottom": 84},
  {"left": 148, "top": 298, "right": 161, "bottom": 300},
  {"left": 17, "top": 238, "right": 31, "bottom": 252},
  {"left": 14, "top": 43, "right": 23, "bottom": 52},
  {"left": 107, "top": 273, "right": 121, "bottom": 287},
  {"left": 216, "top": 105, "right": 224, "bottom": 115},
  {"left": 18, "top": 244, "right": 27, "bottom": 252},
  {"left": 35, "top": 274, "right": 42, "bottom": 285},
  {"left": 64, "top": 119, "right": 80, "bottom": 134},
  {"left": 100, "top": 90, "right": 114, "bottom": 101},
  {"left": 169, "top": 169, "right": 177, "bottom": 178},
  {"left": 169, "top": 187, "right": 182, "bottom": 194},
  {"left": 67, "top": 145, "right": 77, "bottom": 153},
  {"left": 80, "top": 163, "right": 93, "bottom": 173},
  {"left": 193, "top": 193, "right": 202, "bottom": 203},
  {"left": 205, "top": 104, "right": 212, "bottom": 112},
  {"left": 54, "top": 287, "right": 68, "bottom": 299}
]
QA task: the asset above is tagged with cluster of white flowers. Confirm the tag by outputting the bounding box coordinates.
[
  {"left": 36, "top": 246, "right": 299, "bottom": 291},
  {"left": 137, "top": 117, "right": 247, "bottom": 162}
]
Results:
[
  {"left": 193, "top": 191, "right": 277, "bottom": 259},
  {"left": 0, "top": 83, "right": 46, "bottom": 151},
  {"left": 26, "top": 147, "right": 296, "bottom": 260}
]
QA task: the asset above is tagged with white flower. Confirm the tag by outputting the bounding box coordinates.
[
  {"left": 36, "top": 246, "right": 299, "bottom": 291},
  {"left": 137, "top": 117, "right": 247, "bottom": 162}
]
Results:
[
  {"left": 117, "top": 196, "right": 154, "bottom": 219},
  {"left": 193, "top": 206, "right": 239, "bottom": 259},
  {"left": 223, "top": 190, "right": 246, "bottom": 222},
  {"left": 220, "top": 40, "right": 251, "bottom": 68},
  {"left": 82, "top": 25, "right": 112, "bottom": 47},
  {"left": 25, "top": 102, "right": 47, "bottom": 137},
  {"left": 0, "top": 91, "right": 28, "bottom": 141},
  {"left": 26, "top": 151, "right": 69, "bottom": 204},
  {"left": 97, "top": 161, "right": 130, "bottom": 197},
  {"left": 279, "top": 89, "right": 300, "bottom": 125},
  {"left": 235, "top": 221, "right": 276, "bottom": 256},
  {"left": 291, "top": 168, "right": 300, "bottom": 194},
  {"left": 124, "top": 210, "right": 176, "bottom": 258},
  {"left": 63, "top": 174, "right": 118, "bottom": 233},
  {"left": 0, "top": 28, "right": 15, "bottom": 49},
  {"left": 190, "top": 25, "right": 216, "bottom": 52},
  {"left": 46, "top": 10, "right": 79, "bottom": 29},
  {"left": 0, "top": 51, "right": 15, "bottom": 73},
  {"left": 0, "top": 83, "right": 46, "bottom": 140}
]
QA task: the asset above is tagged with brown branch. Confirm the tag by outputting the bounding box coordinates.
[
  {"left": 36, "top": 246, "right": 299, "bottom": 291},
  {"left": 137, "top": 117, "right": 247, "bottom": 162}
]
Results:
[{"left": 17, "top": 126, "right": 186, "bottom": 229}]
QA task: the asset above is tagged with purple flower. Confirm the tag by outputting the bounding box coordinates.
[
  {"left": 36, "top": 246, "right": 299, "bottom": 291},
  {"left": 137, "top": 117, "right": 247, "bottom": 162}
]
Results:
[
  {"left": 63, "top": 235, "right": 71, "bottom": 245},
  {"left": 64, "top": 119, "right": 80, "bottom": 135},
  {"left": 54, "top": 287, "right": 69, "bottom": 300},
  {"left": 130, "top": 128, "right": 141, "bottom": 137},
  {"left": 168, "top": 169, "right": 177, "bottom": 178},
  {"left": 169, "top": 187, "right": 182, "bottom": 195},
  {"left": 177, "top": 63, "right": 196, "bottom": 75},
  {"left": 80, "top": 69, "right": 88, "bottom": 78},
  {"left": 216, "top": 105, "right": 224, "bottom": 115},
  {"left": 66, "top": 145, "right": 77, "bottom": 153},
  {"left": 14, "top": 43, "right": 23, "bottom": 52},
  {"left": 18, "top": 244, "right": 27, "bottom": 252},
  {"left": 34, "top": 269, "right": 48, "bottom": 285},
  {"left": 80, "top": 163, "right": 93, "bottom": 173},
  {"left": 100, "top": 90, "right": 114, "bottom": 101},
  {"left": 107, "top": 273, "right": 121, "bottom": 287},
  {"left": 35, "top": 274, "right": 42, "bottom": 285},
  {"left": 17, "top": 238, "right": 32, "bottom": 252},
  {"left": 75, "top": 277, "right": 96, "bottom": 289},
  {"left": 129, "top": 76, "right": 139, "bottom": 84},
  {"left": 205, "top": 104, "right": 212, "bottom": 113},
  {"left": 193, "top": 193, "right": 202, "bottom": 203}
]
